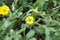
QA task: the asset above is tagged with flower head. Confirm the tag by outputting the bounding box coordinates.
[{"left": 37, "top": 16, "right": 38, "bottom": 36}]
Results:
[
  {"left": 0, "top": 5, "right": 10, "bottom": 16},
  {"left": 25, "top": 16, "right": 34, "bottom": 25},
  {"left": 32, "top": 9, "right": 39, "bottom": 13}
]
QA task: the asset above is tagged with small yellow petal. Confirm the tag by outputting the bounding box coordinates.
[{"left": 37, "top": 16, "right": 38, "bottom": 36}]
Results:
[
  {"left": 32, "top": 9, "right": 39, "bottom": 13},
  {"left": 0, "top": 5, "right": 10, "bottom": 16},
  {"left": 25, "top": 16, "right": 34, "bottom": 25}
]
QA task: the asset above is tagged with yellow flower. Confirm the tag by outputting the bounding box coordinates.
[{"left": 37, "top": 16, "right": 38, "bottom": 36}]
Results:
[
  {"left": 32, "top": 9, "right": 39, "bottom": 13},
  {"left": 0, "top": 5, "right": 10, "bottom": 16},
  {"left": 25, "top": 16, "right": 34, "bottom": 25}
]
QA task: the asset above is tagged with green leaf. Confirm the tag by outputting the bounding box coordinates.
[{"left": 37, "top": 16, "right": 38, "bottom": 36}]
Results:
[
  {"left": 29, "top": 38, "right": 37, "bottom": 40},
  {"left": 35, "top": 0, "right": 46, "bottom": 7},
  {"left": 26, "top": 30, "right": 35, "bottom": 39},
  {"left": 45, "top": 27, "right": 52, "bottom": 40}
]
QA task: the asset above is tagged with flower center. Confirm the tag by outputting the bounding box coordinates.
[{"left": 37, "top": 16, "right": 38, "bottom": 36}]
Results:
[
  {"left": 29, "top": 19, "right": 31, "bottom": 21},
  {"left": 3, "top": 10, "right": 6, "bottom": 12}
]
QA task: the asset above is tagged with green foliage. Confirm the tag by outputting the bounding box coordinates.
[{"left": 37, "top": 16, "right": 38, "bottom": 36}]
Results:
[{"left": 0, "top": 0, "right": 60, "bottom": 40}]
